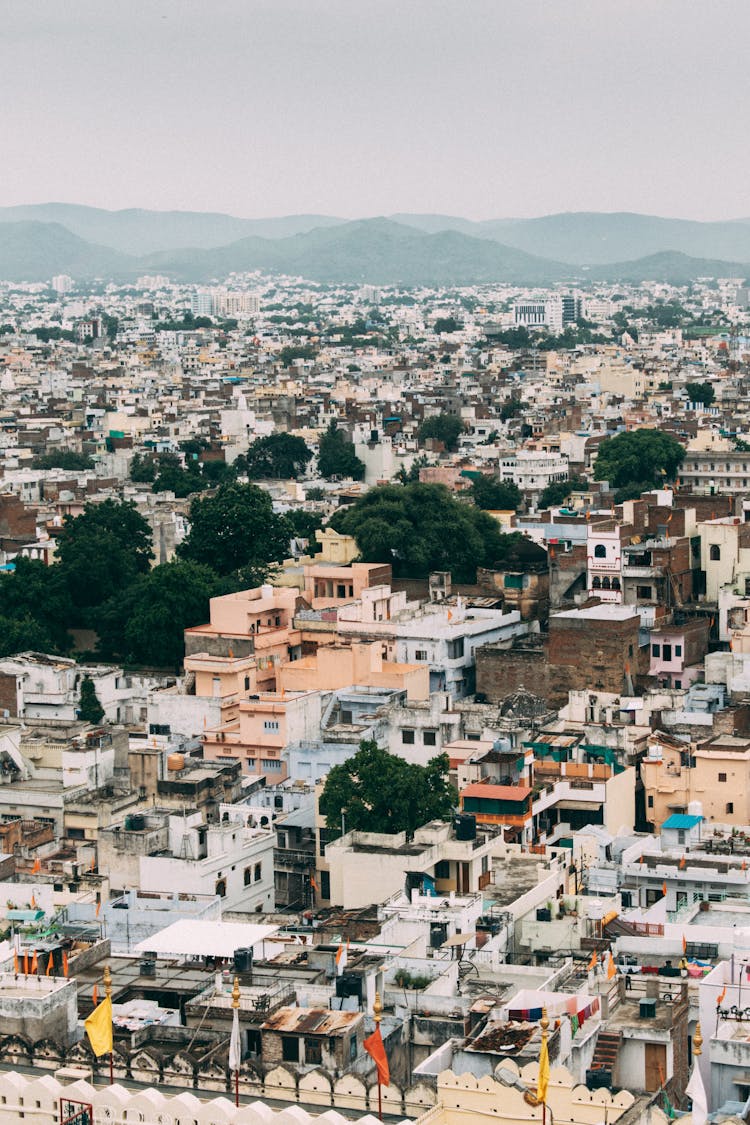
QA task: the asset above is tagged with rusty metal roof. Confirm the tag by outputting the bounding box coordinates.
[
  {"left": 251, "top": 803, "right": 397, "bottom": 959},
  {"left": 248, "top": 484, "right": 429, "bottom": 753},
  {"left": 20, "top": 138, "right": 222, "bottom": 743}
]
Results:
[{"left": 262, "top": 1006, "right": 362, "bottom": 1036}]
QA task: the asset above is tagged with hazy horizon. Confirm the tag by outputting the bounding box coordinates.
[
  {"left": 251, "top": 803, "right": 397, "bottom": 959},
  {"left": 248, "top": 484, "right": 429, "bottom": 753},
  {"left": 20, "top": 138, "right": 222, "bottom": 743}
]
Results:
[{"left": 2, "top": 0, "right": 749, "bottom": 222}]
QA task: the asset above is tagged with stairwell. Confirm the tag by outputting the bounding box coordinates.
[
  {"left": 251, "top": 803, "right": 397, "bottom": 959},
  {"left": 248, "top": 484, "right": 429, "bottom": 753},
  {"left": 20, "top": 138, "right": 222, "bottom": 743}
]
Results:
[{"left": 589, "top": 1030, "right": 621, "bottom": 1086}]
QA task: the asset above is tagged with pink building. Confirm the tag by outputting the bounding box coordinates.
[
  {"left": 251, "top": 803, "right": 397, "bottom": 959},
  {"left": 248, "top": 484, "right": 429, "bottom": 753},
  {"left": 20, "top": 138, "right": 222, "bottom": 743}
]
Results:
[{"left": 648, "top": 619, "right": 710, "bottom": 689}]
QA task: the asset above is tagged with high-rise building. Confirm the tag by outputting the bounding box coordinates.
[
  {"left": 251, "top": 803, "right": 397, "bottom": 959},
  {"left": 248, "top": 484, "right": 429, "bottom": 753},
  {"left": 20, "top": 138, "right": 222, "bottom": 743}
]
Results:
[{"left": 51, "top": 274, "right": 73, "bottom": 295}]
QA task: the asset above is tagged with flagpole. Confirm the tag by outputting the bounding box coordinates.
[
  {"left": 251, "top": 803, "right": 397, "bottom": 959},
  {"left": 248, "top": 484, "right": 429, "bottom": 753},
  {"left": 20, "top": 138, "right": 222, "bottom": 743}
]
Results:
[
  {"left": 541, "top": 1008, "right": 549, "bottom": 1125},
  {"left": 374, "top": 991, "right": 383, "bottom": 1123},
  {"left": 104, "top": 964, "right": 113, "bottom": 1086},
  {"left": 232, "top": 976, "right": 240, "bottom": 1108}
]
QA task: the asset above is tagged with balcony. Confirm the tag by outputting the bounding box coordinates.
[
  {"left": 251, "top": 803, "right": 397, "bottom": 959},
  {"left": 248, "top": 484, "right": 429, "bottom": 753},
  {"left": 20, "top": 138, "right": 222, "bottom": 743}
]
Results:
[{"left": 274, "top": 848, "right": 316, "bottom": 870}]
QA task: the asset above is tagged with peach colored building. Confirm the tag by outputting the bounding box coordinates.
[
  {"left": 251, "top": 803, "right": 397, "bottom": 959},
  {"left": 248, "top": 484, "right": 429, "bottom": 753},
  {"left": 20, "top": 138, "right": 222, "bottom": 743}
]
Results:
[
  {"left": 184, "top": 585, "right": 302, "bottom": 663},
  {"left": 203, "top": 689, "right": 322, "bottom": 780},
  {"left": 278, "top": 640, "right": 430, "bottom": 701},
  {"left": 642, "top": 730, "right": 750, "bottom": 830}
]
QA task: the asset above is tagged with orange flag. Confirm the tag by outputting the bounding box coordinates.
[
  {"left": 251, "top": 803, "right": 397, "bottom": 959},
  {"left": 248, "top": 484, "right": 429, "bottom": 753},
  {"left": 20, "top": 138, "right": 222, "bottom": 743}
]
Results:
[
  {"left": 310, "top": 874, "right": 318, "bottom": 892},
  {"left": 95, "top": 900, "right": 101, "bottom": 918},
  {"left": 363, "top": 1025, "right": 390, "bottom": 1087},
  {"left": 30, "top": 950, "right": 37, "bottom": 975},
  {"left": 46, "top": 954, "right": 53, "bottom": 976},
  {"left": 23, "top": 952, "right": 28, "bottom": 975},
  {"left": 717, "top": 985, "right": 727, "bottom": 1006},
  {"left": 662, "top": 881, "right": 667, "bottom": 897},
  {"left": 62, "top": 951, "right": 69, "bottom": 978},
  {"left": 30, "top": 894, "right": 36, "bottom": 910},
  {"left": 682, "top": 934, "right": 687, "bottom": 954},
  {"left": 92, "top": 984, "right": 98, "bottom": 1007},
  {"left": 679, "top": 855, "right": 686, "bottom": 869},
  {"left": 31, "top": 858, "right": 41, "bottom": 874},
  {"left": 607, "top": 952, "right": 617, "bottom": 980},
  {"left": 588, "top": 950, "right": 598, "bottom": 971}
]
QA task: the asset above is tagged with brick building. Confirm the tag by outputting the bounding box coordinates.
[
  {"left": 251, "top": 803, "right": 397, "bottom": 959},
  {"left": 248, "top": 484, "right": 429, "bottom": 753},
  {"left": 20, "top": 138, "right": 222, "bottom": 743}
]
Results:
[{"left": 476, "top": 604, "right": 641, "bottom": 709}]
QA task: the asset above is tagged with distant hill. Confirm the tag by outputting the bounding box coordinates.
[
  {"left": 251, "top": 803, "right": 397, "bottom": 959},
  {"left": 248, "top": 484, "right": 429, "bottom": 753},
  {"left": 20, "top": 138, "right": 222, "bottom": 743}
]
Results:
[
  {"left": 0, "top": 216, "right": 746, "bottom": 286},
  {"left": 0, "top": 221, "right": 131, "bottom": 281},
  {"left": 391, "top": 211, "right": 750, "bottom": 265},
  {"left": 145, "top": 218, "right": 573, "bottom": 285},
  {"left": 0, "top": 204, "right": 343, "bottom": 255},
  {"left": 588, "top": 250, "right": 748, "bottom": 284}
]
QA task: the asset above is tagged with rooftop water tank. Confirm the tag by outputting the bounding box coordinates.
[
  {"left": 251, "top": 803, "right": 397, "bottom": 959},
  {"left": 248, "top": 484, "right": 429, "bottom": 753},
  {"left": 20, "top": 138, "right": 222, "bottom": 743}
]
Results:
[{"left": 167, "top": 753, "right": 185, "bottom": 772}]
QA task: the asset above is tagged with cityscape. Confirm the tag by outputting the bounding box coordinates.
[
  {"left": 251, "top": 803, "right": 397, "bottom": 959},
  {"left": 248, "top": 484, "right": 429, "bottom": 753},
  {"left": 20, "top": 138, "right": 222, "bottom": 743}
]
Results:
[{"left": 1, "top": 3, "right": 750, "bottom": 1125}]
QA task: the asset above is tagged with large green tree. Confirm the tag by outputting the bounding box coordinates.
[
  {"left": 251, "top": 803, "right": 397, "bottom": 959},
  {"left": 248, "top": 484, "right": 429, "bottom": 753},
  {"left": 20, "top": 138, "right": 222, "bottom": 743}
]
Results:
[
  {"left": 98, "top": 559, "right": 220, "bottom": 667},
  {"left": 317, "top": 421, "right": 365, "bottom": 481},
  {"left": 0, "top": 558, "right": 74, "bottom": 651},
  {"left": 418, "top": 414, "right": 464, "bottom": 451},
  {"left": 538, "top": 476, "right": 587, "bottom": 509},
  {"left": 593, "top": 429, "right": 684, "bottom": 490},
  {"left": 55, "top": 500, "right": 153, "bottom": 614},
  {"left": 244, "top": 433, "right": 313, "bottom": 480},
  {"left": 330, "top": 481, "right": 514, "bottom": 582},
  {"left": 319, "top": 741, "right": 457, "bottom": 839},
  {"left": 178, "top": 482, "right": 290, "bottom": 578},
  {"left": 78, "top": 676, "right": 105, "bottom": 724},
  {"left": 470, "top": 475, "right": 522, "bottom": 511}
]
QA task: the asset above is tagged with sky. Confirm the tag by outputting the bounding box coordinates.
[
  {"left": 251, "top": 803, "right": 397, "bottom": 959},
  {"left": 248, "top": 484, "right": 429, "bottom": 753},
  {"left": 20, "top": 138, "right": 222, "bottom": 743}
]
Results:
[{"left": 1, "top": 0, "right": 749, "bottom": 221}]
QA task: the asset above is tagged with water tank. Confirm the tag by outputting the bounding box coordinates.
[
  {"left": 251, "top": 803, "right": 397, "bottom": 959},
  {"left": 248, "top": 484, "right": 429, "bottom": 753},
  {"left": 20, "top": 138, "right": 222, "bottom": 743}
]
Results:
[
  {"left": 733, "top": 928, "right": 750, "bottom": 961},
  {"left": 167, "top": 753, "right": 185, "bottom": 772},
  {"left": 234, "top": 947, "right": 253, "bottom": 973},
  {"left": 129, "top": 814, "right": 145, "bottom": 831},
  {"left": 688, "top": 800, "right": 703, "bottom": 819},
  {"left": 492, "top": 738, "right": 512, "bottom": 754},
  {"left": 455, "top": 814, "right": 477, "bottom": 841},
  {"left": 588, "top": 899, "right": 605, "bottom": 922}
]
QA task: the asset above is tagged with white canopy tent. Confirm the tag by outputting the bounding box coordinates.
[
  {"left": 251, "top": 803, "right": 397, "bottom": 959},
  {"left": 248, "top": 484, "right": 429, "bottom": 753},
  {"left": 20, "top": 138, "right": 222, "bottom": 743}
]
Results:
[{"left": 133, "top": 919, "right": 280, "bottom": 960}]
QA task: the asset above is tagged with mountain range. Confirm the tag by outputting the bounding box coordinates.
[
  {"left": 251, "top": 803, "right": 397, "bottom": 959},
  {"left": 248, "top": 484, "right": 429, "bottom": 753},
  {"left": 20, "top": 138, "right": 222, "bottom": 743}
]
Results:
[{"left": 0, "top": 204, "right": 748, "bottom": 286}]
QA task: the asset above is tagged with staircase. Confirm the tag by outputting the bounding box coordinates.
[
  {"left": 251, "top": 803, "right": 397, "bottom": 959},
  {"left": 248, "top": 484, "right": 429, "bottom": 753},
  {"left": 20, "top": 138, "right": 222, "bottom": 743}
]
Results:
[
  {"left": 589, "top": 1031, "right": 621, "bottom": 1085},
  {"left": 604, "top": 916, "right": 637, "bottom": 937}
]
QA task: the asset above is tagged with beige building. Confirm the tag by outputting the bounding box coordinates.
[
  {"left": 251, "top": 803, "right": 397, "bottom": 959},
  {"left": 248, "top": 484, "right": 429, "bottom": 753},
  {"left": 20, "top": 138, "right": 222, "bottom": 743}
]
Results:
[
  {"left": 642, "top": 730, "right": 750, "bottom": 829},
  {"left": 278, "top": 640, "right": 429, "bottom": 701}
]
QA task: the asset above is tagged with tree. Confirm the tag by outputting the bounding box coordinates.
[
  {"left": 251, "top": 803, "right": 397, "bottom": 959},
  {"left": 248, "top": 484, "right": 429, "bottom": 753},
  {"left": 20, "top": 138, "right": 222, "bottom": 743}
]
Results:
[
  {"left": 319, "top": 741, "right": 457, "bottom": 839},
  {"left": 500, "top": 400, "right": 523, "bottom": 422},
  {"left": 593, "top": 429, "right": 684, "bottom": 490},
  {"left": 129, "top": 453, "right": 156, "bottom": 483},
  {"left": 55, "top": 500, "right": 153, "bottom": 614},
  {"left": 78, "top": 676, "right": 104, "bottom": 724},
  {"left": 538, "top": 476, "right": 588, "bottom": 509},
  {"left": 178, "top": 482, "right": 290, "bottom": 578},
  {"left": 0, "top": 558, "right": 74, "bottom": 652},
  {"left": 98, "top": 559, "right": 220, "bottom": 668},
  {"left": 329, "top": 482, "right": 516, "bottom": 582},
  {"left": 244, "top": 433, "right": 313, "bottom": 480},
  {"left": 686, "top": 381, "right": 715, "bottom": 406},
  {"left": 418, "top": 414, "right": 464, "bottom": 452},
  {"left": 31, "top": 451, "right": 95, "bottom": 471},
  {"left": 433, "top": 316, "right": 461, "bottom": 334},
  {"left": 470, "top": 475, "right": 522, "bottom": 511},
  {"left": 395, "top": 454, "right": 432, "bottom": 485},
  {"left": 317, "top": 421, "right": 365, "bottom": 481},
  {"left": 284, "top": 509, "right": 324, "bottom": 544}
]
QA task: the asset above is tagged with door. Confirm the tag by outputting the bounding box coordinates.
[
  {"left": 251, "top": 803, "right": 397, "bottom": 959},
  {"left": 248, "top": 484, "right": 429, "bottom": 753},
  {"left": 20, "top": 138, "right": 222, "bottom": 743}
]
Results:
[{"left": 644, "top": 1042, "right": 667, "bottom": 1092}]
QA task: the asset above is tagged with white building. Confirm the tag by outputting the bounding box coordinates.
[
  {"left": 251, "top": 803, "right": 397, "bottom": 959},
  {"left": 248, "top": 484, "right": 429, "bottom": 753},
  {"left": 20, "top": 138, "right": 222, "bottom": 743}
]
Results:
[{"left": 498, "top": 450, "right": 569, "bottom": 498}]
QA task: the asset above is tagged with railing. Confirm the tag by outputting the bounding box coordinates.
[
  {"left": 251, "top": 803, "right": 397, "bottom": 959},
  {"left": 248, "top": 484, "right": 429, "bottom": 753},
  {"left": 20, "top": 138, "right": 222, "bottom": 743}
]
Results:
[{"left": 274, "top": 847, "right": 316, "bottom": 869}]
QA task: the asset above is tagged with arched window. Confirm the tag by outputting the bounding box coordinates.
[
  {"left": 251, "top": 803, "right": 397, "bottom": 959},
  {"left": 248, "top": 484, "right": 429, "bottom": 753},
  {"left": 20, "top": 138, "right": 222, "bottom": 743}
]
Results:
[
  {"left": 710, "top": 545, "right": 721, "bottom": 561},
  {"left": 602, "top": 577, "right": 611, "bottom": 590},
  {"left": 592, "top": 576, "right": 601, "bottom": 589},
  {"left": 594, "top": 544, "right": 607, "bottom": 559},
  {"left": 215, "top": 879, "right": 226, "bottom": 898},
  {"left": 612, "top": 578, "right": 621, "bottom": 591}
]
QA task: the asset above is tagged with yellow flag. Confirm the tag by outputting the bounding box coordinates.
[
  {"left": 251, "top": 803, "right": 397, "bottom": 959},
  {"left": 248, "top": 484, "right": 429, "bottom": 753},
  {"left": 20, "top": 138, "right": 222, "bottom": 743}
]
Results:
[
  {"left": 537, "top": 1032, "right": 549, "bottom": 1104},
  {"left": 85, "top": 995, "right": 113, "bottom": 1057}
]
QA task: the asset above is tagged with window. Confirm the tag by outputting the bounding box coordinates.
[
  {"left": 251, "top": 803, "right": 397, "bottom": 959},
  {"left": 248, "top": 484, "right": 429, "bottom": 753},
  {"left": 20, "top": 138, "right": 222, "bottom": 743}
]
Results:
[
  {"left": 434, "top": 860, "right": 450, "bottom": 879},
  {"left": 594, "top": 544, "right": 607, "bottom": 558},
  {"left": 662, "top": 644, "right": 672, "bottom": 661},
  {"left": 244, "top": 676, "right": 251, "bottom": 691},
  {"left": 636, "top": 586, "right": 652, "bottom": 599},
  {"left": 710, "top": 545, "right": 721, "bottom": 561},
  {"left": 415, "top": 649, "right": 428, "bottom": 662},
  {"left": 264, "top": 720, "right": 279, "bottom": 732},
  {"left": 592, "top": 576, "right": 601, "bottom": 589},
  {"left": 305, "top": 1037, "right": 322, "bottom": 1065},
  {"left": 648, "top": 795, "right": 654, "bottom": 808},
  {"left": 402, "top": 729, "right": 415, "bottom": 744},
  {"left": 244, "top": 867, "right": 253, "bottom": 886},
  {"left": 265, "top": 759, "right": 282, "bottom": 770},
  {"left": 350, "top": 1036, "right": 357, "bottom": 1062},
  {"left": 652, "top": 644, "right": 661, "bottom": 658},
  {"left": 423, "top": 730, "right": 437, "bottom": 746},
  {"left": 677, "top": 830, "right": 685, "bottom": 844},
  {"left": 254, "top": 863, "right": 262, "bottom": 882},
  {"left": 282, "top": 1037, "right": 300, "bottom": 1062},
  {"left": 447, "top": 638, "right": 464, "bottom": 660},
  {"left": 321, "top": 870, "right": 330, "bottom": 899},
  {"left": 727, "top": 802, "right": 734, "bottom": 814},
  {"left": 675, "top": 644, "right": 682, "bottom": 657},
  {"left": 719, "top": 772, "right": 727, "bottom": 782},
  {"left": 215, "top": 879, "right": 226, "bottom": 897}
]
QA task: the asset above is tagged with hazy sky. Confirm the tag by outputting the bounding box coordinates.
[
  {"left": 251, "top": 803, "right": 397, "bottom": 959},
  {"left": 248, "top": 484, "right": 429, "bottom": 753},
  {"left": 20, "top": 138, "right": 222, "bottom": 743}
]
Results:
[{"left": 2, "top": 0, "right": 748, "bottom": 221}]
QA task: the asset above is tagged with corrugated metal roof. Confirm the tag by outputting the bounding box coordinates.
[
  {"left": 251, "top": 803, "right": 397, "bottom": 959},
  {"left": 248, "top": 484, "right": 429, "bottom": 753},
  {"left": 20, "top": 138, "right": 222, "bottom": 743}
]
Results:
[{"left": 262, "top": 1006, "right": 361, "bottom": 1036}]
